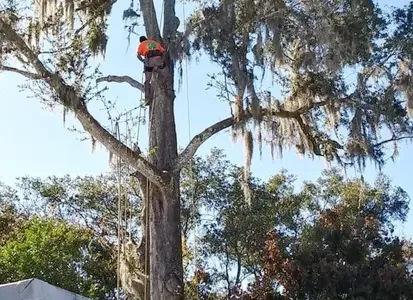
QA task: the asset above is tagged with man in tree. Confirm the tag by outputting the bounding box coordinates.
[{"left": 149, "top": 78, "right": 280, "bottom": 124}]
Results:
[{"left": 136, "top": 36, "right": 166, "bottom": 105}]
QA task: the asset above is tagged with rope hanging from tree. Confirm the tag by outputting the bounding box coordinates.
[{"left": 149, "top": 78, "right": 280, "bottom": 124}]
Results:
[
  {"left": 181, "top": 1, "right": 201, "bottom": 298},
  {"left": 136, "top": 72, "right": 145, "bottom": 145},
  {"left": 144, "top": 178, "right": 150, "bottom": 300},
  {"left": 115, "top": 121, "right": 123, "bottom": 300}
]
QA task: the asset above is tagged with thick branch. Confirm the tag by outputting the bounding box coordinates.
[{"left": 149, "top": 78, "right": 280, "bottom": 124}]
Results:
[
  {"left": 175, "top": 92, "right": 405, "bottom": 172},
  {"left": 96, "top": 75, "right": 144, "bottom": 92},
  {"left": 294, "top": 115, "right": 321, "bottom": 155},
  {"left": 162, "top": 0, "right": 178, "bottom": 42},
  {"left": 173, "top": 108, "right": 296, "bottom": 171},
  {"left": 0, "top": 17, "right": 166, "bottom": 188},
  {"left": 0, "top": 18, "right": 51, "bottom": 78},
  {"left": 173, "top": 117, "right": 235, "bottom": 172},
  {"left": 0, "top": 64, "right": 42, "bottom": 79},
  {"left": 75, "top": 106, "right": 166, "bottom": 187},
  {"left": 173, "top": 104, "right": 348, "bottom": 171},
  {"left": 139, "top": 0, "right": 161, "bottom": 40},
  {"left": 294, "top": 115, "right": 344, "bottom": 156}
]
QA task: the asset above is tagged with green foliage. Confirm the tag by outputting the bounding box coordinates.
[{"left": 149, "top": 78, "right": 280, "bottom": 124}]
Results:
[
  {"left": 0, "top": 217, "right": 116, "bottom": 299},
  {"left": 389, "top": 2, "right": 413, "bottom": 59},
  {"left": 86, "top": 20, "right": 108, "bottom": 57},
  {"left": 18, "top": 173, "right": 142, "bottom": 240},
  {"left": 0, "top": 178, "right": 120, "bottom": 299},
  {"left": 241, "top": 170, "right": 413, "bottom": 299},
  {"left": 178, "top": 151, "right": 413, "bottom": 299},
  {"left": 0, "top": 183, "right": 26, "bottom": 245},
  {"left": 187, "top": 153, "right": 306, "bottom": 295}
]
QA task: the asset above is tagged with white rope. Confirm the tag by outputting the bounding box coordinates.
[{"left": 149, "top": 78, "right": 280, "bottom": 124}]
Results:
[{"left": 115, "top": 122, "right": 123, "bottom": 300}]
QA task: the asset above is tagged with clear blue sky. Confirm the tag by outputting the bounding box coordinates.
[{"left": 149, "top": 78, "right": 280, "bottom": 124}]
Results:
[{"left": 0, "top": 0, "right": 412, "bottom": 236}]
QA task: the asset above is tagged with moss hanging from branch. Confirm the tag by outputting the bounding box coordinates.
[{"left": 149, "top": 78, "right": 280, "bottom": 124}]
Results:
[
  {"left": 397, "top": 59, "right": 413, "bottom": 117},
  {"left": 86, "top": 19, "right": 108, "bottom": 57},
  {"left": 30, "top": 0, "right": 113, "bottom": 56}
]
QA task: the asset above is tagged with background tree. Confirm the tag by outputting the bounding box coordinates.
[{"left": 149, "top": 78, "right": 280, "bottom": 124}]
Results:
[
  {"left": 178, "top": 151, "right": 413, "bottom": 299},
  {"left": 1, "top": 0, "right": 413, "bottom": 299},
  {"left": 242, "top": 170, "right": 413, "bottom": 300},
  {"left": 0, "top": 183, "right": 27, "bottom": 245},
  {"left": 17, "top": 173, "right": 142, "bottom": 242},
  {"left": 1, "top": 162, "right": 205, "bottom": 298},
  {"left": 0, "top": 213, "right": 117, "bottom": 299}
]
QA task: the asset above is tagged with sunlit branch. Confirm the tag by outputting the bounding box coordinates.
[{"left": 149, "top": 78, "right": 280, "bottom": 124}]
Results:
[
  {"left": 0, "top": 64, "right": 42, "bottom": 79},
  {"left": 372, "top": 135, "right": 413, "bottom": 148},
  {"left": 97, "top": 75, "right": 144, "bottom": 93}
]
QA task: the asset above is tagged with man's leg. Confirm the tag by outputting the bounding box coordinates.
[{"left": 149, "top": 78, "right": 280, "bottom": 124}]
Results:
[
  {"left": 144, "top": 70, "right": 153, "bottom": 106},
  {"left": 143, "top": 55, "right": 165, "bottom": 106},
  {"left": 144, "top": 57, "right": 161, "bottom": 106},
  {"left": 147, "top": 56, "right": 172, "bottom": 100},
  {"left": 152, "top": 56, "right": 165, "bottom": 71},
  {"left": 144, "top": 56, "right": 154, "bottom": 105}
]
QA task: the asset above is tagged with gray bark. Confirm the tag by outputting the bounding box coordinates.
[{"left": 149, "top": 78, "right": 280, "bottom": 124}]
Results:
[
  {"left": 136, "top": 0, "right": 184, "bottom": 296},
  {"left": 146, "top": 63, "right": 183, "bottom": 299}
]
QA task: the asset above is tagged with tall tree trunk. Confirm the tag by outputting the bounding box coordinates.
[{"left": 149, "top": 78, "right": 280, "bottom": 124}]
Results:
[{"left": 147, "top": 60, "right": 183, "bottom": 299}]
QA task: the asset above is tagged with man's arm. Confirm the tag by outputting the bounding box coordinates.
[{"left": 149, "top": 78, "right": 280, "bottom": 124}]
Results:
[
  {"left": 136, "top": 44, "right": 145, "bottom": 62},
  {"left": 159, "top": 44, "right": 166, "bottom": 54}
]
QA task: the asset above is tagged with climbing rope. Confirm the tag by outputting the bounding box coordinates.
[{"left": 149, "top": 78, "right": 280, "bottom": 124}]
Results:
[
  {"left": 358, "top": 174, "right": 365, "bottom": 210},
  {"left": 124, "top": 119, "right": 132, "bottom": 242},
  {"left": 123, "top": 121, "right": 130, "bottom": 242},
  {"left": 181, "top": 1, "right": 200, "bottom": 298},
  {"left": 144, "top": 178, "right": 150, "bottom": 300},
  {"left": 124, "top": 72, "right": 146, "bottom": 243},
  {"left": 123, "top": 119, "right": 132, "bottom": 241},
  {"left": 134, "top": 71, "right": 150, "bottom": 300},
  {"left": 115, "top": 122, "right": 123, "bottom": 300},
  {"left": 184, "top": 3, "right": 190, "bottom": 141},
  {"left": 137, "top": 72, "right": 145, "bottom": 144},
  {"left": 128, "top": 176, "right": 133, "bottom": 241}
]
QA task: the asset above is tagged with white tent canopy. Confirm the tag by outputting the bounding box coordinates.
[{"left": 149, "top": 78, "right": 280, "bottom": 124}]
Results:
[{"left": 0, "top": 278, "right": 90, "bottom": 300}]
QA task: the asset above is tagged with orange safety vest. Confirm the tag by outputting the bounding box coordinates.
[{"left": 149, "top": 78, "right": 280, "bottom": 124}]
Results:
[{"left": 137, "top": 40, "right": 165, "bottom": 57}]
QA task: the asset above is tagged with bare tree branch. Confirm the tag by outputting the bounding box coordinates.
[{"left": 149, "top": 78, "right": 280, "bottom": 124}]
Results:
[
  {"left": 173, "top": 99, "right": 367, "bottom": 172},
  {"left": 173, "top": 117, "right": 235, "bottom": 172},
  {"left": 372, "top": 135, "right": 413, "bottom": 148},
  {"left": 0, "top": 64, "right": 42, "bottom": 79},
  {"left": 173, "top": 108, "right": 296, "bottom": 172},
  {"left": 0, "top": 21, "right": 51, "bottom": 78},
  {"left": 0, "top": 16, "right": 167, "bottom": 189},
  {"left": 97, "top": 75, "right": 144, "bottom": 92},
  {"left": 294, "top": 115, "right": 321, "bottom": 155}
]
